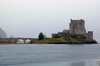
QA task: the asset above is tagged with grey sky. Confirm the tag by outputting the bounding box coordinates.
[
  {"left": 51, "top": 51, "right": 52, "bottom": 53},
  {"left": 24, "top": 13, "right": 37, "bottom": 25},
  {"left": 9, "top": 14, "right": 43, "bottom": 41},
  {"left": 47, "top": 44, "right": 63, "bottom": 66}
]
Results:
[{"left": 0, "top": 0, "right": 100, "bottom": 42}]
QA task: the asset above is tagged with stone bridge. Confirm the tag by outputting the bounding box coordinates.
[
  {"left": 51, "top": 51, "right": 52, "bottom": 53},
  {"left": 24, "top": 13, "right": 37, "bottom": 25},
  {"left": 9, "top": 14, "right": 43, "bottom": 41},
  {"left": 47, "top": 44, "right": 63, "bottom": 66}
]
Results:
[{"left": 0, "top": 38, "right": 38, "bottom": 43}]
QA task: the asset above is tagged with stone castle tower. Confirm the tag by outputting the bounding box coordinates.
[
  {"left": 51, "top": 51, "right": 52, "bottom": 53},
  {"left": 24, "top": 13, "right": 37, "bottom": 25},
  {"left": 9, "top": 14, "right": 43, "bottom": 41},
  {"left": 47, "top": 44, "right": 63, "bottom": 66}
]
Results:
[
  {"left": 69, "top": 19, "right": 86, "bottom": 34},
  {"left": 52, "top": 19, "right": 93, "bottom": 40}
]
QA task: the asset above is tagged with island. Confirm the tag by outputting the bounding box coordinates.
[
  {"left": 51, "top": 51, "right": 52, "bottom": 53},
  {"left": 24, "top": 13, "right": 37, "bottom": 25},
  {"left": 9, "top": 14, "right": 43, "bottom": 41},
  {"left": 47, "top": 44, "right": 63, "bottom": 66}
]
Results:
[
  {"left": 31, "top": 19, "right": 97, "bottom": 44},
  {"left": 0, "top": 19, "right": 98, "bottom": 44}
]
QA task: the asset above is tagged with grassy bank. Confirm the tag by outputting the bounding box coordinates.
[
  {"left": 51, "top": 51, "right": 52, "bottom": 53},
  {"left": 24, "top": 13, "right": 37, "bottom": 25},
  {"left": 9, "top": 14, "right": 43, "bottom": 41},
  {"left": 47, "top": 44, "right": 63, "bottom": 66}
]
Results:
[{"left": 33, "top": 37, "right": 91, "bottom": 44}]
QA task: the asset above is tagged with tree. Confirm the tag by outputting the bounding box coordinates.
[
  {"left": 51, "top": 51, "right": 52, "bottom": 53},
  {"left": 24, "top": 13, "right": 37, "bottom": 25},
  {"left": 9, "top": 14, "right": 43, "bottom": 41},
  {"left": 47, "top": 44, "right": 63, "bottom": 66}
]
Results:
[
  {"left": 38, "top": 32, "right": 44, "bottom": 40},
  {"left": 53, "top": 34, "right": 60, "bottom": 38}
]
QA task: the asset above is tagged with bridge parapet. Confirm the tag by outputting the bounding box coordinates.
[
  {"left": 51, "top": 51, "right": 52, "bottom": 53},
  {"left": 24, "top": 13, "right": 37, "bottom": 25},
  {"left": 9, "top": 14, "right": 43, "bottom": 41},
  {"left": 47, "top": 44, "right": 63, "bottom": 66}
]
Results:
[{"left": 0, "top": 38, "right": 38, "bottom": 43}]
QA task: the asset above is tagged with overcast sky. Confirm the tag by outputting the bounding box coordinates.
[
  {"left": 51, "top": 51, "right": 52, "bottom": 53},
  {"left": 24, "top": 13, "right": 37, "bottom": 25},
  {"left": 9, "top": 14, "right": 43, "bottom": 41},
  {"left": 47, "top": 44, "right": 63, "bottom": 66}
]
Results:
[{"left": 0, "top": 0, "right": 100, "bottom": 42}]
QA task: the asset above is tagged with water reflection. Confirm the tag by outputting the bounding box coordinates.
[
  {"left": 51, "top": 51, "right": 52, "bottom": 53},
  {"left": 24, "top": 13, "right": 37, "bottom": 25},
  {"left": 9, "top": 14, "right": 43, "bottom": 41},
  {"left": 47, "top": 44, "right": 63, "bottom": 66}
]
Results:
[{"left": 70, "top": 62, "right": 85, "bottom": 66}]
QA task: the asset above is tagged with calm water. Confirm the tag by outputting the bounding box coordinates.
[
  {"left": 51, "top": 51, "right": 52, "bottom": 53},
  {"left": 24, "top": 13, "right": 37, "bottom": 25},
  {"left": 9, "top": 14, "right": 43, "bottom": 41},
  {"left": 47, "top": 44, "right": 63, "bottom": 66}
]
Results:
[{"left": 0, "top": 44, "right": 100, "bottom": 66}]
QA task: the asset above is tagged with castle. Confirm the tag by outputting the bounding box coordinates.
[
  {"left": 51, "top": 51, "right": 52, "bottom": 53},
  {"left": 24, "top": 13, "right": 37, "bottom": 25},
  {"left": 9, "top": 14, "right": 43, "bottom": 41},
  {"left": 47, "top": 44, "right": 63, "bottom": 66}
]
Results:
[{"left": 52, "top": 19, "right": 93, "bottom": 40}]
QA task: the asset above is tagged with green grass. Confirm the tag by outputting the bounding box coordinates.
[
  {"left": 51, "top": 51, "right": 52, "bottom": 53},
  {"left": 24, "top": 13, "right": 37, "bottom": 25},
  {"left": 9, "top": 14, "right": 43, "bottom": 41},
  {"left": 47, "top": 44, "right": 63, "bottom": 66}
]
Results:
[
  {"left": 33, "top": 37, "right": 80, "bottom": 43},
  {"left": 33, "top": 34, "right": 89, "bottom": 43}
]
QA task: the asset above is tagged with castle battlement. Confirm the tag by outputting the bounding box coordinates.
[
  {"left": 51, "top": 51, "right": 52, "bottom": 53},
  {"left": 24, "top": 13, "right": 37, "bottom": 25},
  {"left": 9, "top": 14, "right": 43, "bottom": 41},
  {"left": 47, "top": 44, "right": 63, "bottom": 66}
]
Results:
[{"left": 71, "top": 19, "right": 85, "bottom": 24}]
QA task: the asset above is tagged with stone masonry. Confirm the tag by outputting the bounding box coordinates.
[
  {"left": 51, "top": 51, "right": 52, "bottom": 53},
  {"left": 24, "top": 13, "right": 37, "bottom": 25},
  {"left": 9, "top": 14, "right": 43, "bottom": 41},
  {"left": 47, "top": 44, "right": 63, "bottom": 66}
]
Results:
[
  {"left": 69, "top": 19, "right": 86, "bottom": 34},
  {"left": 52, "top": 19, "right": 93, "bottom": 40}
]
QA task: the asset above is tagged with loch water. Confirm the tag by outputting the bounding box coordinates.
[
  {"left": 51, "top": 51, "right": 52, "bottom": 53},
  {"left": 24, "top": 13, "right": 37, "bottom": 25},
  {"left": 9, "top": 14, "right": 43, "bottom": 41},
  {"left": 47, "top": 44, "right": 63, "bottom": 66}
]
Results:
[{"left": 0, "top": 44, "right": 100, "bottom": 66}]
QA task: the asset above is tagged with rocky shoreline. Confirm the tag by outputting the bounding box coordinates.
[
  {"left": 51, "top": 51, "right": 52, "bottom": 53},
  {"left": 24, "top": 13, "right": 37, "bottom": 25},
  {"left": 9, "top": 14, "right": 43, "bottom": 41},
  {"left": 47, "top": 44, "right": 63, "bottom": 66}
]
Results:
[{"left": 48, "top": 40, "right": 97, "bottom": 44}]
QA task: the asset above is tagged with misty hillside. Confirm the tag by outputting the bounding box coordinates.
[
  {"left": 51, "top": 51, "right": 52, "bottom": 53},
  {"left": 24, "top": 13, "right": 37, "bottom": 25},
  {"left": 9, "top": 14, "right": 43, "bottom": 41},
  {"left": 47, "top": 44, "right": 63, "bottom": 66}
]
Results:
[{"left": 0, "top": 28, "right": 7, "bottom": 38}]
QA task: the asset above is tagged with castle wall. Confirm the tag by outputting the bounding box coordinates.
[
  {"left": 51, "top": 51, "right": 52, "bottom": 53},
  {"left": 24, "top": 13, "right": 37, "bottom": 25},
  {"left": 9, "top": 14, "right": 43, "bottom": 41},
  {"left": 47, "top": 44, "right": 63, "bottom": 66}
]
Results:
[
  {"left": 58, "top": 32, "right": 65, "bottom": 37},
  {"left": 88, "top": 31, "right": 93, "bottom": 40},
  {"left": 85, "top": 31, "right": 93, "bottom": 40},
  {"left": 69, "top": 19, "right": 86, "bottom": 34},
  {"left": 62, "top": 29, "right": 69, "bottom": 34}
]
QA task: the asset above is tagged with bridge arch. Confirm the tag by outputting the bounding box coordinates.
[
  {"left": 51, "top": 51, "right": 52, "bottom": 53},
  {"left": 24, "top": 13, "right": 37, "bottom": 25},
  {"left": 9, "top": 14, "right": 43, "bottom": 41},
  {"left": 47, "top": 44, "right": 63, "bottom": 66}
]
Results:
[
  {"left": 17, "top": 39, "right": 24, "bottom": 43},
  {"left": 0, "top": 38, "right": 37, "bottom": 43},
  {"left": 25, "top": 39, "right": 31, "bottom": 43}
]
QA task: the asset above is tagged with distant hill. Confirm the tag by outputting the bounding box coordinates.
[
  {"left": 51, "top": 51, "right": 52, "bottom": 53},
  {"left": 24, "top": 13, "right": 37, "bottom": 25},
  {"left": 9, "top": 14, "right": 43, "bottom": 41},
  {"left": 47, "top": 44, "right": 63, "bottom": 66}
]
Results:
[{"left": 0, "top": 28, "right": 7, "bottom": 38}]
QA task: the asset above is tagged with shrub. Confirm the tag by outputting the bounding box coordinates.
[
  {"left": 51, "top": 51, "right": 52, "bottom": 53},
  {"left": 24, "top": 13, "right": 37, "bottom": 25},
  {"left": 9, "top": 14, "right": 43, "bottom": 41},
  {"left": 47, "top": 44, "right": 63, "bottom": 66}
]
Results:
[{"left": 53, "top": 34, "right": 60, "bottom": 38}]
